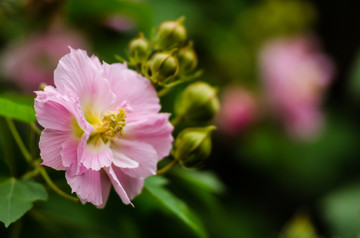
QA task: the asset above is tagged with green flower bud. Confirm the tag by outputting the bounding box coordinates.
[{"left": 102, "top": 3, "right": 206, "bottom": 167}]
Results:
[
  {"left": 176, "top": 82, "right": 220, "bottom": 121},
  {"left": 174, "top": 126, "right": 215, "bottom": 168},
  {"left": 150, "top": 52, "right": 179, "bottom": 82},
  {"left": 128, "top": 33, "right": 151, "bottom": 64},
  {"left": 156, "top": 17, "right": 187, "bottom": 50},
  {"left": 177, "top": 42, "right": 198, "bottom": 74}
]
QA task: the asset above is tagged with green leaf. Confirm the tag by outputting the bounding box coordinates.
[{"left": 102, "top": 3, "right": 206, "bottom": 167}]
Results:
[
  {"left": 171, "top": 169, "right": 225, "bottom": 194},
  {"left": 0, "top": 178, "right": 48, "bottom": 227},
  {"left": 144, "top": 176, "right": 207, "bottom": 238},
  {"left": 0, "top": 97, "right": 36, "bottom": 123}
]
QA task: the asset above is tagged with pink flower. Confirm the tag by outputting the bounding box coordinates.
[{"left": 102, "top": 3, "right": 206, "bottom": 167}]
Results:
[
  {"left": 34, "top": 48, "right": 173, "bottom": 207},
  {"left": 259, "top": 37, "right": 334, "bottom": 139},
  {"left": 1, "top": 29, "right": 87, "bottom": 93},
  {"left": 103, "top": 14, "right": 136, "bottom": 33},
  {"left": 216, "top": 86, "right": 257, "bottom": 135}
]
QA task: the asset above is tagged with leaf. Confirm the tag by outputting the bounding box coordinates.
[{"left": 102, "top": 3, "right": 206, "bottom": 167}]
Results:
[
  {"left": 0, "top": 97, "right": 36, "bottom": 123},
  {"left": 171, "top": 169, "right": 225, "bottom": 194},
  {"left": 0, "top": 178, "right": 48, "bottom": 227},
  {"left": 144, "top": 176, "right": 207, "bottom": 238}
]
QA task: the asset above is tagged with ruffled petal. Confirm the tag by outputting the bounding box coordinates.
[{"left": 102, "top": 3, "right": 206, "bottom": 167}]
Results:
[
  {"left": 80, "top": 140, "right": 113, "bottom": 171},
  {"left": 124, "top": 113, "right": 173, "bottom": 158},
  {"left": 102, "top": 62, "right": 161, "bottom": 118},
  {"left": 109, "top": 165, "right": 144, "bottom": 201},
  {"left": 35, "top": 85, "right": 92, "bottom": 135},
  {"left": 66, "top": 166, "right": 111, "bottom": 207},
  {"left": 105, "top": 166, "right": 131, "bottom": 205},
  {"left": 60, "top": 139, "right": 79, "bottom": 168},
  {"left": 39, "top": 129, "right": 71, "bottom": 170},
  {"left": 35, "top": 86, "right": 74, "bottom": 131},
  {"left": 112, "top": 150, "right": 139, "bottom": 169},
  {"left": 54, "top": 48, "right": 116, "bottom": 116},
  {"left": 111, "top": 139, "right": 158, "bottom": 178}
]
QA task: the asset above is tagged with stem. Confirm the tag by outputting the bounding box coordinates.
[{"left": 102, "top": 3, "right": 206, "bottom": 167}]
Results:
[
  {"left": 157, "top": 86, "right": 172, "bottom": 98},
  {"left": 30, "top": 122, "right": 41, "bottom": 135},
  {"left": 156, "top": 159, "right": 178, "bottom": 175},
  {"left": 6, "top": 118, "right": 32, "bottom": 163},
  {"left": 38, "top": 166, "right": 79, "bottom": 202},
  {"left": 22, "top": 168, "right": 40, "bottom": 179},
  {"left": 29, "top": 126, "right": 36, "bottom": 159}
]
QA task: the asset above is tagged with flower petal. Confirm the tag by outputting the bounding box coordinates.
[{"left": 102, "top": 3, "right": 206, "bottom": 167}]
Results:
[
  {"left": 102, "top": 62, "right": 161, "bottom": 118},
  {"left": 111, "top": 139, "right": 158, "bottom": 178},
  {"left": 35, "top": 85, "right": 92, "bottom": 135},
  {"left": 112, "top": 150, "right": 139, "bottom": 169},
  {"left": 66, "top": 166, "right": 111, "bottom": 207},
  {"left": 105, "top": 166, "right": 131, "bottom": 205},
  {"left": 124, "top": 113, "right": 173, "bottom": 158},
  {"left": 39, "top": 129, "right": 71, "bottom": 170},
  {"left": 54, "top": 48, "right": 116, "bottom": 116},
  {"left": 60, "top": 139, "right": 79, "bottom": 168},
  {"left": 80, "top": 140, "right": 113, "bottom": 171},
  {"left": 109, "top": 165, "right": 144, "bottom": 201},
  {"left": 35, "top": 86, "right": 74, "bottom": 131}
]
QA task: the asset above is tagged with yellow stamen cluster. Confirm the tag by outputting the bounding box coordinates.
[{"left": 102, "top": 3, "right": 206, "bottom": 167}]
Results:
[{"left": 89, "top": 108, "right": 127, "bottom": 144}]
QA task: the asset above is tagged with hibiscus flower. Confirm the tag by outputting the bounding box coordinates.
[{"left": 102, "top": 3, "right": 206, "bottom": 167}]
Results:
[{"left": 34, "top": 48, "right": 173, "bottom": 207}]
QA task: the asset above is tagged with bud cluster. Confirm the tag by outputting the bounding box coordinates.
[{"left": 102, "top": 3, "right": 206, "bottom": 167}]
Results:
[
  {"left": 126, "top": 17, "right": 199, "bottom": 86},
  {"left": 123, "top": 18, "right": 220, "bottom": 170}
]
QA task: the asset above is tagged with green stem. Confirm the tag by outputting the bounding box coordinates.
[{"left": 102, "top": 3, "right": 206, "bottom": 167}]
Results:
[
  {"left": 157, "top": 86, "right": 172, "bottom": 98},
  {"left": 30, "top": 122, "right": 41, "bottom": 135},
  {"left": 6, "top": 118, "right": 32, "bottom": 163},
  {"left": 22, "top": 168, "right": 40, "bottom": 179},
  {"left": 156, "top": 159, "right": 178, "bottom": 175},
  {"left": 38, "top": 166, "right": 79, "bottom": 202}
]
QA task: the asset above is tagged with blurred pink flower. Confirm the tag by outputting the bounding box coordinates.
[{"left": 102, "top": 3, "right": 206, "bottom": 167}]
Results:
[
  {"left": 103, "top": 14, "right": 136, "bottom": 33},
  {"left": 1, "top": 29, "right": 87, "bottom": 93},
  {"left": 260, "top": 37, "right": 334, "bottom": 139},
  {"left": 34, "top": 48, "right": 173, "bottom": 207},
  {"left": 217, "top": 86, "right": 258, "bottom": 135}
]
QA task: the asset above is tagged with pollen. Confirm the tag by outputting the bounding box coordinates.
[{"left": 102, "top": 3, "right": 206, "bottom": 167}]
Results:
[{"left": 89, "top": 108, "right": 127, "bottom": 144}]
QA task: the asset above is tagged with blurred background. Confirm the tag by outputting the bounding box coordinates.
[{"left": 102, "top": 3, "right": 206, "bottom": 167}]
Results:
[{"left": 1, "top": 0, "right": 360, "bottom": 237}]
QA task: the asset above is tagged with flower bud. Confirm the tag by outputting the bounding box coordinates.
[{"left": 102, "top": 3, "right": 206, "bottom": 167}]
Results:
[
  {"left": 128, "top": 33, "right": 151, "bottom": 64},
  {"left": 155, "top": 17, "right": 187, "bottom": 50},
  {"left": 150, "top": 52, "right": 179, "bottom": 82},
  {"left": 177, "top": 42, "right": 198, "bottom": 74},
  {"left": 174, "top": 126, "right": 215, "bottom": 168},
  {"left": 176, "top": 82, "right": 220, "bottom": 121}
]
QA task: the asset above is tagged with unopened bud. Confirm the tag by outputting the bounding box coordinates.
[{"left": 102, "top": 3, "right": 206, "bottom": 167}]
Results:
[
  {"left": 177, "top": 42, "right": 198, "bottom": 74},
  {"left": 156, "top": 17, "right": 187, "bottom": 50},
  {"left": 174, "top": 126, "right": 215, "bottom": 168},
  {"left": 150, "top": 52, "right": 179, "bottom": 82},
  {"left": 176, "top": 82, "right": 220, "bottom": 121},
  {"left": 128, "top": 33, "right": 151, "bottom": 64}
]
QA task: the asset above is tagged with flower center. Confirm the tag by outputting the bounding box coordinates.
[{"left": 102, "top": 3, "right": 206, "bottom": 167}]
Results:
[{"left": 88, "top": 108, "right": 127, "bottom": 144}]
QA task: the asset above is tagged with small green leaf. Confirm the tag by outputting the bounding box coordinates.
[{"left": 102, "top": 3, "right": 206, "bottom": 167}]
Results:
[
  {"left": 0, "top": 98, "right": 36, "bottom": 123},
  {"left": 171, "top": 169, "right": 225, "bottom": 194},
  {"left": 144, "top": 176, "right": 207, "bottom": 238},
  {"left": 0, "top": 178, "right": 48, "bottom": 227}
]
